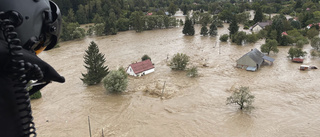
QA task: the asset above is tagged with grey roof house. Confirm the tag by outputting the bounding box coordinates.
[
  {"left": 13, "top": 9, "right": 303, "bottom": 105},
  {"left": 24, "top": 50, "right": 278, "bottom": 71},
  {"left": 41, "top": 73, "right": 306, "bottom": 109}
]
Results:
[
  {"left": 249, "top": 21, "right": 272, "bottom": 33},
  {"left": 236, "top": 48, "right": 275, "bottom": 71}
]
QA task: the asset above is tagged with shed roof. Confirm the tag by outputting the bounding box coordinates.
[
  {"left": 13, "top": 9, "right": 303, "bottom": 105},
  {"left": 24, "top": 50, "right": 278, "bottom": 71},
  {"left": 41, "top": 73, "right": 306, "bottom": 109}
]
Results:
[
  {"left": 262, "top": 56, "right": 275, "bottom": 62},
  {"left": 243, "top": 48, "right": 264, "bottom": 65},
  {"left": 129, "top": 59, "right": 154, "bottom": 74}
]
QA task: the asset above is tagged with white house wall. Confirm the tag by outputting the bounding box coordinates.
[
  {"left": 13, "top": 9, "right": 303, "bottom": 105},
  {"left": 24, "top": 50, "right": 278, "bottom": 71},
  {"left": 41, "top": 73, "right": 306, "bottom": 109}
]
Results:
[
  {"left": 126, "top": 66, "right": 137, "bottom": 76},
  {"left": 252, "top": 25, "right": 262, "bottom": 33},
  {"left": 126, "top": 67, "right": 155, "bottom": 77}
]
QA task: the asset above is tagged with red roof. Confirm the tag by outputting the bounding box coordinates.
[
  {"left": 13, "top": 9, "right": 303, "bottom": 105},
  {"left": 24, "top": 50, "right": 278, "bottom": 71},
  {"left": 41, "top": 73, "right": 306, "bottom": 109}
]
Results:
[
  {"left": 282, "top": 32, "right": 288, "bottom": 35},
  {"left": 129, "top": 59, "right": 154, "bottom": 74},
  {"left": 292, "top": 58, "right": 304, "bottom": 63}
]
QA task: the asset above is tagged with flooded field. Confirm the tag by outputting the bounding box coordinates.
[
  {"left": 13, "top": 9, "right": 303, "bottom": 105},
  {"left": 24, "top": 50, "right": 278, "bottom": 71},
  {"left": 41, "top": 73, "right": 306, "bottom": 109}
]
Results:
[{"left": 32, "top": 14, "right": 320, "bottom": 136}]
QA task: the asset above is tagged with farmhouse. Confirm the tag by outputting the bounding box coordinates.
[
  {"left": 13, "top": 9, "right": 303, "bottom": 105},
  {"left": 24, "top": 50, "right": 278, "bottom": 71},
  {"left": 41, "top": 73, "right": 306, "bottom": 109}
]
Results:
[
  {"left": 236, "top": 48, "right": 275, "bottom": 71},
  {"left": 126, "top": 59, "right": 155, "bottom": 77},
  {"left": 249, "top": 21, "right": 272, "bottom": 33}
]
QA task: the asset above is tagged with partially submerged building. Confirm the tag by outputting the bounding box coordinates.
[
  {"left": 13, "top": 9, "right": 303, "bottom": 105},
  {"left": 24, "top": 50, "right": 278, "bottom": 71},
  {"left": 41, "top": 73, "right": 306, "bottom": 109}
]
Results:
[
  {"left": 126, "top": 59, "right": 155, "bottom": 77},
  {"left": 236, "top": 48, "right": 275, "bottom": 71},
  {"left": 249, "top": 21, "right": 272, "bottom": 33}
]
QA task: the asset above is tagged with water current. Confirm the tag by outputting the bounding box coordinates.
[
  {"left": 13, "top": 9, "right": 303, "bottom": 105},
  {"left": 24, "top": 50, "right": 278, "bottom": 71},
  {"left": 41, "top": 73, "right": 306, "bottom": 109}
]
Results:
[{"left": 32, "top": 11, "right": 320, "bottom": 137}]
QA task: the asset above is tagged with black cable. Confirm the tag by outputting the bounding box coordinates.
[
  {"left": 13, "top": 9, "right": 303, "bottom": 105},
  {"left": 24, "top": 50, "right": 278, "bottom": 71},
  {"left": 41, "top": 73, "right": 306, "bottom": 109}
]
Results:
[{"left": 0, "top": 11, "right": 43, "bottom": 137}]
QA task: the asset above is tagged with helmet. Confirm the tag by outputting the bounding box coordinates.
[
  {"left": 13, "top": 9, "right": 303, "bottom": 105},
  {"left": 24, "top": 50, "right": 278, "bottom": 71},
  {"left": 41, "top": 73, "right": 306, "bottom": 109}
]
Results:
[{"left": 0, "top": 0, "right": 61, "bottom": 54}]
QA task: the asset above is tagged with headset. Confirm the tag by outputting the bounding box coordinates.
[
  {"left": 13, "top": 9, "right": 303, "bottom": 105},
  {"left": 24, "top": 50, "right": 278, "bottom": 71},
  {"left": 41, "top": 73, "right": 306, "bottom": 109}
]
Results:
[{"left": 0, "top": 0, "right": 64, "bottom": 136}]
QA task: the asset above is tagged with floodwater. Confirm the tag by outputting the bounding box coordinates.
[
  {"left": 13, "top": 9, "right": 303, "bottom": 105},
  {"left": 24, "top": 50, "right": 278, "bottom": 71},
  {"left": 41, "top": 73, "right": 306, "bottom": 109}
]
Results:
[{"left": 32, "top": 11, "right": 320, "bottom": 137}]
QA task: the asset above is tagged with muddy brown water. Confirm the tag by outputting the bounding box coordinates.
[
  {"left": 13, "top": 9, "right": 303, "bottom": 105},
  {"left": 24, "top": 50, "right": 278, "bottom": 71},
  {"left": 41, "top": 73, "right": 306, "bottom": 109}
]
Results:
[{"left": 33, "top": 13, "right": 320, "bottom": 136}]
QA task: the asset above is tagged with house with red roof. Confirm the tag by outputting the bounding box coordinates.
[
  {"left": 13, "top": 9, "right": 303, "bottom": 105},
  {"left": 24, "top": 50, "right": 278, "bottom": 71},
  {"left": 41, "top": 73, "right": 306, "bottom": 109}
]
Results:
[{"left": 126, "top": 59, "right": 155, "bottom": 77}]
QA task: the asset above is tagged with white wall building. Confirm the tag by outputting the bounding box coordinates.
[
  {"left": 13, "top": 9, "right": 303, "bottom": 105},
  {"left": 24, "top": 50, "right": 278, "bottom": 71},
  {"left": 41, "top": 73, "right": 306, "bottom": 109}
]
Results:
[{"left": 126, "top": 59, "right": 155, "bottom": 77}]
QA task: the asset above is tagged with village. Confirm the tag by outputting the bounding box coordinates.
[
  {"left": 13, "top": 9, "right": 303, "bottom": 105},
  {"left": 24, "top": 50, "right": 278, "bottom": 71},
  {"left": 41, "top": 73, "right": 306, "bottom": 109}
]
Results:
[{"left": 31, "top": 0, "right": 320, "bottom": 136}]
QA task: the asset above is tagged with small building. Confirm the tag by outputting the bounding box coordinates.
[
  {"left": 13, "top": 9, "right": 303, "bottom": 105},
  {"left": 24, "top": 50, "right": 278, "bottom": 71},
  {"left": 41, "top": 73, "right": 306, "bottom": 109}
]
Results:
[
  {"left": 126, "top": 59, "right": 155, "bottom": 77},
  {"left": 236, "top": 48, "right": 275, "bottom": 71},
  {"left": 249, "top": 21, "right": 272, "bottom": 33}
]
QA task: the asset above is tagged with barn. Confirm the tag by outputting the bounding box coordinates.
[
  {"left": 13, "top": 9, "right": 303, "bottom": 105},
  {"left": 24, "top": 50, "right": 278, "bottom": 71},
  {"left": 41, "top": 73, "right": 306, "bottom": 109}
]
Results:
[
  {"left": 236, "top": 48, "right": 274, "bottom": 71},
  {"left": 126, "top": 59, "right": 155, "bottom": 77}
]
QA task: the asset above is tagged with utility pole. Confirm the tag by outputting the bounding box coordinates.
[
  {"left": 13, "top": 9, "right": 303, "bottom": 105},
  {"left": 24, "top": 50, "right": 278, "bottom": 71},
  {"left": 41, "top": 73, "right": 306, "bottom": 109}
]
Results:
[
  {"left": 88, "top": 116, "right": 92, "bottom": 137},
  {"left": 161, "top": 81, "right": 166, "bottom": 98}
]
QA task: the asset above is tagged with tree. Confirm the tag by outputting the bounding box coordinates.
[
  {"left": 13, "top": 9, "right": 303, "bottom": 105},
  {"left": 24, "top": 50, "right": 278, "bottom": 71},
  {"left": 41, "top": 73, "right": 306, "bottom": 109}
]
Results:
[
  {"left": 288, "top": 47, "right": 307, "bottom": 59},
  {"left": 141, "top": 54, "right": 151, "bottom": 61},
  {"left": 81, "top": 41, "right": 109, "bottom": 85},
  {"left": 117, "top": 18, "right": 130, "bottom": 31},
  {"left": 103, "top": 67, "right": 128, "bottom": 93},
  {"left": 271, "top": 15, "right": 285, "bottom": 43},
  {"left": 296, "top": 40, "right": 305, "bottom": 48},
  {"left": 261, "top": 39, "right": 279, "bottom": 55},
  {"left": 209, "top": 23, "right": 217, "bottom": 36},
  {"left": 170, "top": 53, "right": 189, "bottom": 70},
  {"left": 231, "top": 31, "right": 247, "bottom": 45},
  {"left": 200, "top": 26, "right": 208, "bottom": 36},
  {"left": 94, "top": 23, "right": 105, "bottom": 36},
  {"left": 182, "top": 5, "right": 188, "bottom": 15},
  {"left": 130, "top": 11, "right": 144, "bottom": 32},
  {"left": 236, "top": 12, "right": 250, "bottom": 24},
  {"left": 66, "top": 9, "right": 76, "bottom": 23},
  {"left": 311, "top": 37, "right": 320, "bottom": 51},
  {"left": 295, "top": 0, "right": 303, "bottom": 9},
  {"left": 168, "top": 2, "right": 177, "bottom": 16},
  {"left": 72, "top": 27, "right": 86, "bottom": 39},
  {"left": 220, "top": 34, "right": 229, "bottom": 42},
  {"left": 307, "top": 28, "right": 320, "bottom": 39},
  {"left": 253, "top": 7, "right": 263, "bottom": 23},
  {"left": 187, "top": 66, "right": 198, "bottom": 78},
  {"left": 182, "top": 16, "right": 195, "bottom": 36},
  {"left": 228, "top": 16, "right": 239, "bottom": 38},
  {"left": 92, "top": 14, "right": 104, "bottom": 24},
  {"left": 76, "top": 4, "right": 88, "bottom": 24},
  {"left": 226, "top": 86, "right": 254, "bottom": 110}
]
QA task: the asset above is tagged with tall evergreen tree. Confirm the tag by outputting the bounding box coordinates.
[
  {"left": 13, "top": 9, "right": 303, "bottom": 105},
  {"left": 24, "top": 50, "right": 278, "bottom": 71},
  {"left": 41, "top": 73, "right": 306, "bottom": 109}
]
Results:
[
  {"left": 253, "top": 7, "right": 263, "bottom": 23},
  {"left": 209, "top": 23, "right": 218, "bottom": 36},
  {"left": 228, "top": 16, "right": 239, "bottom": 38},
  {"left": 182, "top": 16, "right": 195, "bottom": 36},
  {"left": 81, "top": 41, "right": 109, "bottom": 85},
  {"left": 182, "top": 5, "right": 188, "bottom": 15}
]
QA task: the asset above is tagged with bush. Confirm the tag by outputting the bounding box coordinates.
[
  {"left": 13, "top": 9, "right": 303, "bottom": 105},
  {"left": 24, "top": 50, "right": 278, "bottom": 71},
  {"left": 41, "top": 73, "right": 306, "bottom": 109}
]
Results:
[
  {"left": 72, "top": 27, "right": 86, "bottom": 39},
  {"left": 187, "top": 66, "right": 198, "bottom": 77},
  {"left": 311, "top": 50, "right": 318, "bottom": 57},
  {"left": 30, "top": 91, "right": 42, "bottom": 99},
  {"left": 103, "top": 68, "right": 128, "bottom": 93},
  {"left": 141, "top": 54, "right": 151, "bottom": 61},
  {"left": 170, "top": 53, "right": 189, "bottom": 70},
  {"left": 220, "top": 34, "right": 229, "bottom": 42},
  {"left": 226, "top": 86, "right": 254, "bottom": 110},
  {"left": 246, "top": 34, "right": 258, "bottom": 43}
]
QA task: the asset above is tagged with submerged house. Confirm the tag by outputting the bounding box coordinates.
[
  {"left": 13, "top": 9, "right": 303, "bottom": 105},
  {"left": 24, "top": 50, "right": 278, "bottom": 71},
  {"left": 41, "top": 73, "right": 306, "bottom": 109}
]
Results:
[
  {"left": 249, "top": 21, "right": 272, "bottom": 33},
  {"left": 236, "top": 48, "right": 275, "bottom": 71},
  {"left": 126, "top": 59, "right": 155, "bottom": 77}
]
